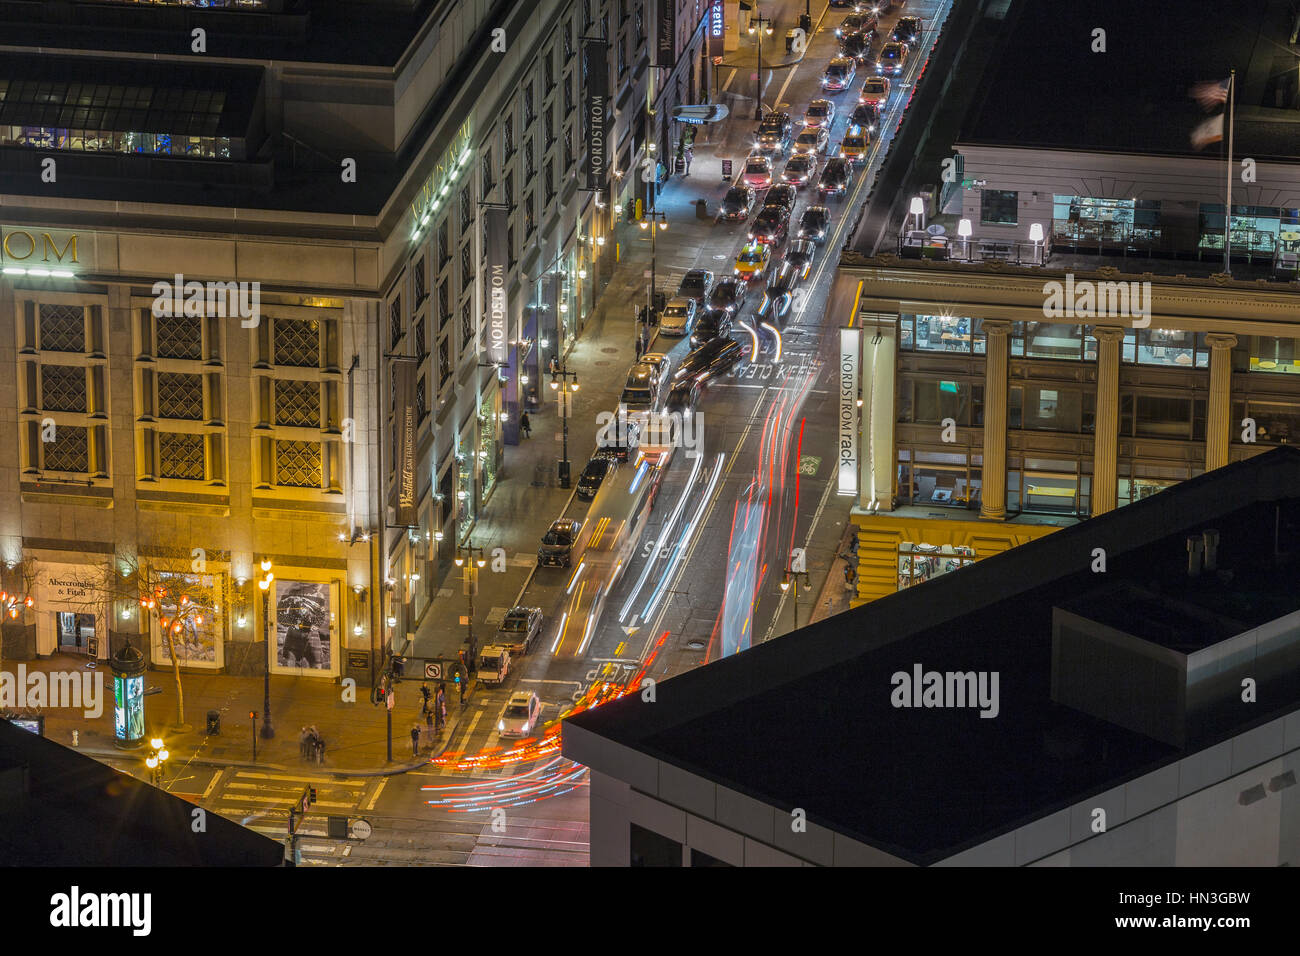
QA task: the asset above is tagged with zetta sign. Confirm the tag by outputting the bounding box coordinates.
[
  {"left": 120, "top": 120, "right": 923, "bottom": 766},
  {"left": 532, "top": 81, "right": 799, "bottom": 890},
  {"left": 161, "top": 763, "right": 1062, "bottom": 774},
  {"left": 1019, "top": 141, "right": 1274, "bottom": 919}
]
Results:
[{"left": 838, "top": 328, "right": 859, "bottom": 497}]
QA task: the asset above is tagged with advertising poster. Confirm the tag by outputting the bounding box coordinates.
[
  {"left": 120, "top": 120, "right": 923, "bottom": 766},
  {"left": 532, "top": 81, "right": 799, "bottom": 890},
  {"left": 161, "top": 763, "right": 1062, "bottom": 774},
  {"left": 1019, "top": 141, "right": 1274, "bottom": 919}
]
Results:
[
  {"left": 275, "top": 580, "right": 332, "bottom": 672},
  {"left": 154, "top": 572, "right": 222, "bottom": 667}
]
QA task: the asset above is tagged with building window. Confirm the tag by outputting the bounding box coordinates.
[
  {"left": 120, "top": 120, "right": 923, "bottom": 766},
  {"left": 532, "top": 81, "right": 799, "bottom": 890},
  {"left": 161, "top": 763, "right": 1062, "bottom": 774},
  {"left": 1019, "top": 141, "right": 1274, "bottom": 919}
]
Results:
[
  {"left": 1235, "top": 399, "right": 1300, "bottom": 444},
  {"left": 416, "top": 374, "right": 428, "bottom": 421},
  {"left": 438, "top": 221, "right": 450, "bottom": 272},
  {"left": 275, "top": 380, "right": 321, "bottom": 427},
  {"left": 1052, "top": 196, "right": 1162, "bottom": 247},
  {"left": 42, "top": 365, "right": 87, "bottom": 412},
  {"left": 525, "top": 138, "right": 535, "bottom": 180},
  {"left": 157, "top": 314, "right": 203, "bottom": 360},
  {"left": 504, "top": 171, "right": 515, "bottom": 210},
  {"left": 1011, "top": 322, "right": 1087, "bottom": 361},
  {"left": 544, "top": 108, "right": 554, "bottom": 148},
  {"left": 436, "top": 281, "right": 449, "bottom": 330},
  {"left": 563, "top": 129, "right": 574, "bottom": 170},
  {"left": 461, "top": 243, "right": 474, "bottom": 290},
  {"left": 157, "top": 372, "right": 204, "bottom": 420},
  {"left": 635, "top": 2, "right": 645, "bottom": 43},
  {"left": 1009, "top": 386, "right": 1093, "bottom": 434},
  {"left": 438, "top": 336, "right": 451, "bottom": 387},
  {"left": 274, "top": 439, "right": 323, "bottom": 488},
  {"left": 460, "top": 187, "right": 473, "bottom": 235},
  {"left": 901, "top": 314, "right": 984, "bottom": 354},
  {"left": 158, "top": 432, "right": 205, "bottom": 480},
  {"left": 524, "top": 193, "right": 536, "bottom": 236},
  {"left": 1234, "top": 335, "right": 1300, "bottom": 374},
  {"left": 503, "top": 116, "right": 515, "bottom": 158},
  {"left": 900, "top": 378, "right": 982, "bottom": 428},
  {"left": 523, "top": 82, "right": 535, "bottom": 127},
  {"left": 1131, "top": 328, "right": 1204, "bottom": 368},
  {"left": 1198, "top": 203, "right": 1284, "bottom": 256},
  {"left": 630, "top": 824, "right": 682, "bottom": 867},
  {"left": 544, "top": 47, "right": 555, "bottom": 91},
  {"left": 564, "top": 19, "right": 573, "bottom": 59},
  {"left": 544, "top": 161, "right": 555, "bottom": 203},
  {"left": 584, "top": 0, "right": 593, "bottom": 31},
  {"left": 507, "top": 226, "right": 516, "bottom": 269},
  {"left": 481, "top": 153, "right": 494, "bottom": 198},
  {"left": 413, "top": 318, "right": 426, "bottom": 358},
  {"left": 980, "top": 189, "right": 1018, "bottom": 226},
  {"left": 43, "top": 424, "right": 90, "bottom": 473},
  {"left": 461, "top": 300, "right": 474, "bottom": 350},
  {"left": 38, "top": 304, "right": 86, "bottom": 352},
  {"left": 413, "top": 256, "right": 427, "bottom": 305},
  {"left": 275, "top": 318, "right": 322, "bottom": 367},
  {"left": 389, "top": 299, "right": 403, "bottom": 349},
  {"left": 564, "top": 71, "right": 575, "bottom": 114}
]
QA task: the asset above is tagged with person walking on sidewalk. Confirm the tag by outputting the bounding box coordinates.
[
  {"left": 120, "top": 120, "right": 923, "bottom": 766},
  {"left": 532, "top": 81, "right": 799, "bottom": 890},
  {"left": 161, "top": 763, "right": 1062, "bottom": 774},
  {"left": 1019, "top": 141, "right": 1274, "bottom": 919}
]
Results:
[
  {"left": 684, "top": 146, "right": 694, "bottom": 175},
  {"left": 424, "top": 703, "right": 434, "bottom": 737},
  {"left": 410, "top": 723, "right": 421, "bottom": 756},
  {"left": 299, "top": 727, "right": 311, "bottom": 760},
  {"left": 458, "top": 671, "right": 468, "bottom": 706},
  {"left": 435, "top": 683, "right": 447, "bottom": 731},
  {"left": 520, "top": 411, "right": 532, "bottom": 438}
]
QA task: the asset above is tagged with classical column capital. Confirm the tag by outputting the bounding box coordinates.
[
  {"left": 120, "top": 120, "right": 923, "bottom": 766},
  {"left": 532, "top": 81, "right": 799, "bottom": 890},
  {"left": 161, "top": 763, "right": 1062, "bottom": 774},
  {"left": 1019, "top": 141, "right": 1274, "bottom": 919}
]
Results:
[
  {"left": 982, "top": 319, "right": 1012, "bottom": 338},
  {"left": 1093, "top": 325, "right": 1126, "bottom": 343},
  {"left": 1205, "top": 333, "right": 1238, "bottom": 350}
]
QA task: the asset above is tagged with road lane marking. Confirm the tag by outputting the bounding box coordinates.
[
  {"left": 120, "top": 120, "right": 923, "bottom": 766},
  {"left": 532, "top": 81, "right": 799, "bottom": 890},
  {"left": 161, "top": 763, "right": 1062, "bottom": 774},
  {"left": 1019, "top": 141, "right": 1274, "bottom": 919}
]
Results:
[{"left": 365, "top": 777, "right": 388, "bottom": 812}]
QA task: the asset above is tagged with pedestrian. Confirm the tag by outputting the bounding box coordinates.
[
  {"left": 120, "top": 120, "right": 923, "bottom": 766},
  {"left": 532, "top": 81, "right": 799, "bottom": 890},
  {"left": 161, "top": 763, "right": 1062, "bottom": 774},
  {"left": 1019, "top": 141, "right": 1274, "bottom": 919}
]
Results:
[
  {"left": 299, "top": 726, "right": 311, "bottom": 760},
  {"left": 520, "top": 411, "right": 532, "bottom": 438},
  {"left": 458, "top": 675, "right": 467, "bottom": 706},
  {"left": 410, "top": 723, "right": 421, "bottom": 757},
  {"left": 420, "top": 681, "right": 431, "bottom": 707},
  {"left": 636, "top": 331, "right": 646, "bottom": 360},
  {"left": 684, "top": 147, "right": 694, "bottom": 175},
  {"left": 436, "top": 684, "right": 447, "bottom": 731},
  {"left": 548, "top": 354, "right": 560, "bottom": 375},
  {"left": 843, "top": 562, "right": 858, "bottom": 592}
]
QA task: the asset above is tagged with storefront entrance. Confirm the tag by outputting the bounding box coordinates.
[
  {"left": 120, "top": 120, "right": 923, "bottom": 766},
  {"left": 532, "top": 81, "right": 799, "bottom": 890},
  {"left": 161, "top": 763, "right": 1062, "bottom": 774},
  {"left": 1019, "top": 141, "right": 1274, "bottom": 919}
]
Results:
[{"left": 56, "top": 612, "right": 95, "bottom": 651}]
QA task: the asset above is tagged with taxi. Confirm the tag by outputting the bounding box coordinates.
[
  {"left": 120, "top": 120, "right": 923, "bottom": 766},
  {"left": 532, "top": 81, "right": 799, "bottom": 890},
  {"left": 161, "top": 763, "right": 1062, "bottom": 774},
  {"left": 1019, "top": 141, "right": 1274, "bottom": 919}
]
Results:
[
  {"left": 733, "top": 242, "right": 773, "bottom": 283},
  {"left": 840, "top": 125, "right": 871, "bottom": 164}
]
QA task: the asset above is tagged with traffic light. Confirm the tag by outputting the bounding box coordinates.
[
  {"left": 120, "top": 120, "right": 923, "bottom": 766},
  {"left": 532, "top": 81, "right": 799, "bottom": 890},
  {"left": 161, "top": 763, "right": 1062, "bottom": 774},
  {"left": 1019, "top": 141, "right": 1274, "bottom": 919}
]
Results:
[
  {"left": 308, "top": 787, "right": 317, "bottom": 804},
  {"left": 373, "top": 685, "right": 386, "bottom": 706}
]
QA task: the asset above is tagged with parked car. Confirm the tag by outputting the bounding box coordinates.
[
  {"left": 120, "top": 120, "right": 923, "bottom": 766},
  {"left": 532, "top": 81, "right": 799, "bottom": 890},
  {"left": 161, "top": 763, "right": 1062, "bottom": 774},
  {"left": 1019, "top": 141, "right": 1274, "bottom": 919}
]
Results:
[
  {"left": 781, "top": 152, "right": 819, "bottom": 188},
  {"left": 876, "top": 40, "right": 908, "bottom": 76},
  {"left": 822, "top": 58, "right": 857, "bottom": 93},
  {"left": 677, "top": 269, "right": 715, "bottom": 306},
  {"left": 783, "top": 239, "right": 817, "bottom": 279},
  {"left": 538, "top": 517, "right": 582, "bottom": 567},
  {"left": 718, "top": 185, "right": 758, "bottom": 221},
  {"left": 762, "top": 183, "right": 798, "bottom": 211},
  {"left": 497, "top": 691, "right": 542, "bottom": 738},
  {"left": 757, "top": 261, "right": 802, "bottom": 322},
  {"left": 621, "top": 362, "right": 662, "bottom": 415},
  {"left": 495, "top": 606, "right": 544, "bottom": 655},
  {"left": 797, "top": 206, "right": 831, "bottom": 242},
  {"left": 804, "top": 98, "right": 836, "bottom": 128},
  {"left": 576, "top": 455, "right": 614, "bottom": 501},
  {"left": 859, "top": 76, "right": 890, "bottom": 107},
  {"left": 690, "top": 309, "right": 734, "bottom": 348},
  {"left": 734, "top": 242, "right": 773, "bottom": 284},
  {"left": 659, "top": 297, "right": 697, "bottom": 336},
  {"left": 748, "top": 206, "right": 790, "bottom": 245},
  {"left": 675, "top": 337, "right": 747, "bottom": 384},
  {"left": 665, "top": 378, "right": 703, "bottom": 414},
  {"left": 849, "top": 101, "right": 881, "bottom": 131},
  {"left": 476, "top": 645, "right": 510, "bottom": 686},
  {"left": 792, "top": 125, "right": 831, "bottom": 156},
  {"left": 818, "top": 157, "right": 851, "bottom": 198},
  {"left": 893, "top": 15, "right": 922, "bottom": 46},
  {"left": 840, "top": 125, "right": 871, "bottom": 164},
  {"left": 838, "top": 31, "right": 872, "bottom": 63},
  {"left": 741, "top": 154, "right": 774, "bottom": 188},
  {"left": 708, "top": 277, "right": 749, "bottom": 315}
]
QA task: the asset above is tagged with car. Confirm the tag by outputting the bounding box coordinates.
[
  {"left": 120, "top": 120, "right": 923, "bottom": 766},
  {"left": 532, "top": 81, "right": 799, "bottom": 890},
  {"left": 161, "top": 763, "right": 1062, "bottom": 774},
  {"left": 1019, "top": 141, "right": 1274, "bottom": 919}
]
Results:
[
  {"left": 797, "top": 205, "right": 831, "bottom": 242},
  {"left": 621, "top": 362, "right": 661, "bottom": 414},
  {"left": 804, "top": 99, "right": 836, "bottom": 129},
  {"left": 782, "top": 239, "right": 817, "bottom": 279},
  {"left": 707, "top": 277, "right": 749, "bottom": 315},
  {"left": 822, "top": 58, "right": 856, "bottom": 93},
  {"left": 757, "top": 261, "right": 802, "bottom": 322},
  {"left": 893, "top": 15, "right": 922, "bottom": 46},
  {"left": 840, "top": 125, "right": 871, "bottom": 164},
  {"left": 754, "top": 112, "right": 794, "bottom": 154},
  {"left": 675, "top": 337, "right": 747, "bottom": 384},
  {"left": 762, "top": 183, "right": 798, "bottom": 211},
  {"left": 596, "top": 418, "right": 640, "bottom": 462},
  {"left": 836, "top": 13, "right": 877, "bottom": 38},
  {"left": 849, "top": 101, "right": 881, "bottom": 131},
  {"left": 640, "top": 351, "right": 670, "bottom": 377},
  {"left": 859, "top": 76, "right": 890, "bottom": 106},
  {"left": 838, "top": 31, "right": 872, "bottom": 63},
  {"left": 792, "top": 126, "right": 831, "bottom": 156},
  {"left": 781, "top": 153, "right": 819, "bottom": 188},
  {"left": 718, "top": 185, "right": 758, "bottom": 221},
  {"left": 818, "top": 157, "right": 851, "bottom": 198},
  {"left": 677, "top": 269, "right": 715, "bottom": 306},
  {"left": 734, "top": 242, "right": 772, "bottom": 283},
  {"left": 876, "top": 41, "right": 908, "bottom": 76},
  {"left": 690, "top": 308, "right": 734, "bottom": 348},
  {"left": 576, "top": 455, "right": 614, "bottom": 501},
  {"left": 665, "top": 378, "right": 703, "bottom": 413},
  {"left": 538, "top": 518, "right": 582, "bottom": 567},
  {"left": 497, "top": 691, "right": 542, "bottom": 738},
  {"left": 741, "top": 154, "right": 774, "bottom": 189},
  {"left": 495, "top": 606, "right": 544, "bottom": 655},
  {"left": 748, "top": 206, "right": 790, "bottom": 246},
  {"left": 659, "top": 297, "right": 697, "bottom": 336},
  {"left": 476, "top": 645, "right": 510, "bottom": 686}
]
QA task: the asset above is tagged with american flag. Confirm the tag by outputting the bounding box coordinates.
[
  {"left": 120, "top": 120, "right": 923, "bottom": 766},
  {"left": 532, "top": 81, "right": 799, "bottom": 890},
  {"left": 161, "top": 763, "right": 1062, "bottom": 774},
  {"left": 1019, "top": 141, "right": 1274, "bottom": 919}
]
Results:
[{"left": 1190, "top": 77, "right": 1230, "bottom": 110}]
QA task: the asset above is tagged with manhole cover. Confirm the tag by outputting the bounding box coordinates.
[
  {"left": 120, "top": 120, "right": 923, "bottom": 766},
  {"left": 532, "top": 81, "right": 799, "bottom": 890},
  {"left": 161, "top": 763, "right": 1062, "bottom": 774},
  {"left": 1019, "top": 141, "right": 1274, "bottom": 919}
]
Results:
[
  {"left": 594, "top": 360, "right": 612, "bottom": 366},
  {"left": 685, "top": 640, "right": 706, "bottom": 650},
  {"left": 601, "top": 347, "right": 620, "bottom": 354}
]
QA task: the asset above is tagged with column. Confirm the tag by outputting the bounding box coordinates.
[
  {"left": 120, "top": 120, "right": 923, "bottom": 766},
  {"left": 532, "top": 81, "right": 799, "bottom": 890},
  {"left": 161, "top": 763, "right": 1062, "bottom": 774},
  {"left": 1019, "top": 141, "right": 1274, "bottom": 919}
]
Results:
[
  {"left": 1091, "top": 326, "right": 1125, "bottom": 515},
  {"left": 858, "top": 317, "right": 897, "bottom": 512},
  {"left": 1205, "top": 333, "right": 1238, "bottom": 471},
  {"left": 980, "top": 321, "right": 1011, "bottom": 520}
]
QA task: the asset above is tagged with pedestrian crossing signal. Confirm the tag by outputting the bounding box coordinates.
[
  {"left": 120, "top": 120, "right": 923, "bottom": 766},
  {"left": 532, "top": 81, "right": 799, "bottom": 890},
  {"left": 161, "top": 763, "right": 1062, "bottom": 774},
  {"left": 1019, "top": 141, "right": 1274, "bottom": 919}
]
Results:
[{"left": 453, "top": 672, "right": 461, "bottom": 684}]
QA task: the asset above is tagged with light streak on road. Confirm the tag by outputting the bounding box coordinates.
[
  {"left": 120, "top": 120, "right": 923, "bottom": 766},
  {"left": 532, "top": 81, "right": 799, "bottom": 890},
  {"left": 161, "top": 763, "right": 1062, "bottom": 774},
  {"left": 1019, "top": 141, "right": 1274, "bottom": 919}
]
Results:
[
  {"left": 641, "top": 453, "right": 726, "bottom": 619},
  {"left": 618, "top": 451, "right": 706, "bottom": 622},
  {"left": 738, "top": 319, "right": 760, "bottom": 362},
  {"left": 761, "top": 321, "right": 783, "bottom": 361}
]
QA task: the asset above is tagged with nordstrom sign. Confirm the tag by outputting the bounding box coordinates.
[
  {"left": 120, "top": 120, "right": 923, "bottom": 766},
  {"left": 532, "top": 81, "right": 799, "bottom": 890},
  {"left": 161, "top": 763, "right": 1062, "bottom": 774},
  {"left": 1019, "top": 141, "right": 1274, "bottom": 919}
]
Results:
[{"left": 1, "top": 229, "right": 79, "bottom": 264}]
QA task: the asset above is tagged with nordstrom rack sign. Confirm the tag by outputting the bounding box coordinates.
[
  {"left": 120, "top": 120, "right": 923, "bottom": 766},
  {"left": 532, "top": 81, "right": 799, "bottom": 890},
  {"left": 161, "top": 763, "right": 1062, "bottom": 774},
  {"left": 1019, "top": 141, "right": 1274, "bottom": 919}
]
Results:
[{"left": 1, "top": 227, "right": 81, "bottom": 276}]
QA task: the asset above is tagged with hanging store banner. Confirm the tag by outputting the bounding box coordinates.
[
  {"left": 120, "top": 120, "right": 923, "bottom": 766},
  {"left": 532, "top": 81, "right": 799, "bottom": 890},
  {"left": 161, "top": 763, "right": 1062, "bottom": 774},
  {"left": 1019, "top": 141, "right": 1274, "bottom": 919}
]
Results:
[
  {"left": 485, "top": 206, "right": 510, "bottom": 366},
  {"left": 393, "top": 357, "right": 419, "bottom": 527},
  {"left": 584, "top": 40, "right": 609, "bottom": 190},
  {"left": 708, "top": 0, "right": 725, "bottom": 58},
  {"left": 655, "top": 0, "right": 676, "bottom": 67},
  {"left": 838, "top": 328, "right": 860, "bottom": 497}
]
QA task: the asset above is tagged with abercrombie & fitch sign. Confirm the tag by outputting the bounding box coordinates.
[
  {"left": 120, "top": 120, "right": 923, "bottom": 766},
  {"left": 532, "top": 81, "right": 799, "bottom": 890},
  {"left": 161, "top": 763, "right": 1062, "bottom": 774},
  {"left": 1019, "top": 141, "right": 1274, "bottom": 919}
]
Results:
[{"left": 584, "top": 40, "right": 609, "bottom": 190}]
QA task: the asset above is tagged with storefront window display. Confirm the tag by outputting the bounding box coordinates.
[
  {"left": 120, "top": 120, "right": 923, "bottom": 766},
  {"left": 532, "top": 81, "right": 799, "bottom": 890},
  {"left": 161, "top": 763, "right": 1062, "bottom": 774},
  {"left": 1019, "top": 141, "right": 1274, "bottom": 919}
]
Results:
[
  {"left": 478, "top": 395, "right": 499, "bottom": 506},
  {"left": 897, "top": 542, "right": 976, "bottom": 591},
  {"left": 272, "top": 580, "right": 336, "bottom": 674},
  {"left": 152, "top": 571, "right": 224, "bottom": 668},
  {"left": 456, "top": 452, "right": 474, "bottom": 544}
]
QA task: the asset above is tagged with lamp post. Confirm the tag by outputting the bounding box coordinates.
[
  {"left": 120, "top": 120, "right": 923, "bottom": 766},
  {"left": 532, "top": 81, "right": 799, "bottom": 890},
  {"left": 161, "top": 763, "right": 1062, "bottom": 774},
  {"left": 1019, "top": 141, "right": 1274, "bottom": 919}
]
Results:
[
  {"left": 909, "top": 195, "right": 926, "bottom": 233},
  {"left": 145, "top": 736, "right": 169, "bottom": 787},
  {"left": 749, "top": 11, "right": 775, "bottom": 120},
  {"left": 638, "top": 211, "right": 668, "bottom": 346},
  {"left": 779, "top": 565, "right": 811, "bottom": 632},
  {"left": 1028, "top": 222, "right": 1045, "bottom": 265},
  {"left": 454, "top": 543, "right": 487, "bottom": 668},
  {"left": 257, "top": 559, "right": 275, "bottom": 739},
  {"left": 957, "top": 217, "right": 973, "bottom": 260},
  {"left": 550, "top": 365, "right": 579, "bottom": 487}
]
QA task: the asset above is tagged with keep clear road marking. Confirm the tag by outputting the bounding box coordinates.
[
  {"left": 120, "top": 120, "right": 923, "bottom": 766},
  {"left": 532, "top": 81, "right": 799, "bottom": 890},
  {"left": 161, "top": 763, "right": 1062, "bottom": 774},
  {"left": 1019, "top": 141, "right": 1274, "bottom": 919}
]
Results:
[{"left": 201, "top": 768, "right": 224, "bottom": 800}]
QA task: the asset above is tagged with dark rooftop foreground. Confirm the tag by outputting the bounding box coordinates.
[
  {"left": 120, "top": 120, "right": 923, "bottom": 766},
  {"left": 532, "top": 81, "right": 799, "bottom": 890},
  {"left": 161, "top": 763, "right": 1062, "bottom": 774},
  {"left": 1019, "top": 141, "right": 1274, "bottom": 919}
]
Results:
[
  {"left": 0, "top": 719, "right": 283, "bottom": 866},
  {"left": 961, "top": 0, "right": 1297, "bottom": 160},
  {"left": 566, "top": 448, "right": 1300, "bottom": 865}
]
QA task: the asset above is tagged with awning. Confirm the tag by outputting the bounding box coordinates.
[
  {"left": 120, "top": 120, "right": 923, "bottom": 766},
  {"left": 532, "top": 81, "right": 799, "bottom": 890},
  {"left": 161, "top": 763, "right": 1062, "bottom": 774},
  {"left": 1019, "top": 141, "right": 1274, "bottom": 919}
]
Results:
[{"left": 672, "top": 104, "right": 730, "bottom": 125}]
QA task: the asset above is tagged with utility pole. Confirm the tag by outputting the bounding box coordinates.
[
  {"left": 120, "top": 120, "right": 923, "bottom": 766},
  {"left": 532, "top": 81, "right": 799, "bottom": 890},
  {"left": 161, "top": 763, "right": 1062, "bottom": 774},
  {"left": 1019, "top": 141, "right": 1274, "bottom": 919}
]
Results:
[
  {"left": 639, "top": 210, "right": 668, "bottom": 347},
  {"left": 750, "top": 9, "right": 775, "bottom": 121},
  {"left": 550, "top": 365, "right": 580, "bottom": 487}
]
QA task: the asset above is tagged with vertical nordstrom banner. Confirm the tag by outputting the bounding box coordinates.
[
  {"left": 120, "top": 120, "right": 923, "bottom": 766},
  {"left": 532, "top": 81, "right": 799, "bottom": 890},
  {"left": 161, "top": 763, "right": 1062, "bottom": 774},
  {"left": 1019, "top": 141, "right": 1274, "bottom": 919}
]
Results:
[
  {"left": 584, "top": 40, "right": 609, "bottom": 190},
  {"left": 838, "top": 328, "right": 860, "bottom": 497},
  {"left": 393, "top": 358, "right": 419, "bottom": 527},
  {"left": 655, "top": 0, "right": 676, "bottom": 67},
  {"left": 484, "top": 206, "right": 509, "bottom": 365}
]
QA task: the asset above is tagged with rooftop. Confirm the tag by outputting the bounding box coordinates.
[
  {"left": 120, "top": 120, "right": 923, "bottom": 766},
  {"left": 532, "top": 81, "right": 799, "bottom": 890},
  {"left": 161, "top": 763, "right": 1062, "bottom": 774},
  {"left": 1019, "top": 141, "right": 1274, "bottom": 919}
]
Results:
[
  {"left": 960, "top": 0, "right": 1300, "bottom": 161},
  {"left": 564, "top": 447, "right": 1300, "bottom": 865}
]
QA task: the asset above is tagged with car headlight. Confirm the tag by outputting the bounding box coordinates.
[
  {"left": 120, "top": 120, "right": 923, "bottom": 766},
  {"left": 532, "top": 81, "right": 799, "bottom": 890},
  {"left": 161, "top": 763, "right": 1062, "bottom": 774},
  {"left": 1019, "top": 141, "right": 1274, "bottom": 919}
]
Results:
[{"left": 498, "top": 720, "right": 505, "bottom": 731}]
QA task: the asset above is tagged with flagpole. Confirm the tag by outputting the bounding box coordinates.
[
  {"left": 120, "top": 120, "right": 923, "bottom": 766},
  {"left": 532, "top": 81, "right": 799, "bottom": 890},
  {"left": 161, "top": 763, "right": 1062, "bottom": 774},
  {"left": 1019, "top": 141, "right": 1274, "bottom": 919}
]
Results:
[{"left": 1224, "top": 69, "right": 1235, "bottom": 274}]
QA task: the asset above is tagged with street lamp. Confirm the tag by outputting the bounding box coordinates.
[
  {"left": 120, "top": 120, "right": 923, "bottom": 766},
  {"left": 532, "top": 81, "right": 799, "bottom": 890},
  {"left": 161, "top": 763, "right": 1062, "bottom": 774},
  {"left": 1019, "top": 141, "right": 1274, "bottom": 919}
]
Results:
[
  {"left": 145, "top": 736, "right": 169, "bottom": 786},
  {"left": 257, "top": 559, "right": 275, "bottom": 739},
  {"left": 780, "top": 565, "right": 812, "bottom": 631},
  {"left": 957, "top": 218, "right": 973, "bottom": 260},
  {"left": 909, "top": 195, "right": 926, "bottom": 233},
  {"left": 749, "top": 11, "right": 776, "bottom": 121},
  {"left": 639, "top": 211, "right": 668, "bottom": 347},
  {"left": 454, "top": 543, "right": 488, "bottom": 673},
  {"left": 1028, "top": 222, "right": 1045, "bottom": 265},
  {"left": 549, "top": 365, "right": 579, "bottom": 487}
]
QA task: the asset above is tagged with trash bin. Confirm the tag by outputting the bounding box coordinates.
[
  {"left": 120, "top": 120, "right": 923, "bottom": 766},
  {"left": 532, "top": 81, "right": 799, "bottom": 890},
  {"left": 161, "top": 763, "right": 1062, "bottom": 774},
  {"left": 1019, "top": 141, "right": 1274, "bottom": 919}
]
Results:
[
  {"left": 798, "top": 14, "right": 812, "bottom": 33},
  {"left": 695, "top": 199, "right": 709, "bottom": 220},
  {"left": 785, "top": 29, "right": 799, "bottom": 54},
  {"left": 206, "top": 710, "right": 220, "bottom": 735}
]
